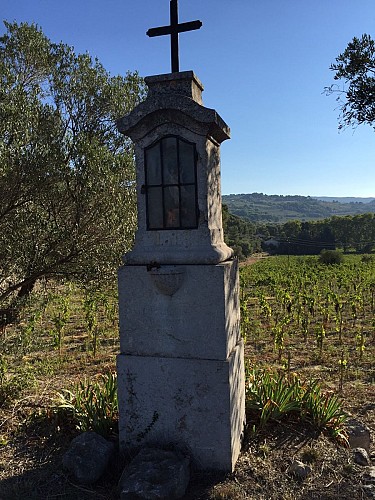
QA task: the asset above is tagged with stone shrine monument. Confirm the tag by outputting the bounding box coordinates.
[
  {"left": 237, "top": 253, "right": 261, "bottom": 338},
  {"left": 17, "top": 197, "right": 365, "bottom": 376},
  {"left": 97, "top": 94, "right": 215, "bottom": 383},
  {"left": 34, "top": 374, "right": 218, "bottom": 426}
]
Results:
[{"left": 116, "top": 0, "right": 245, "bottom": 471}]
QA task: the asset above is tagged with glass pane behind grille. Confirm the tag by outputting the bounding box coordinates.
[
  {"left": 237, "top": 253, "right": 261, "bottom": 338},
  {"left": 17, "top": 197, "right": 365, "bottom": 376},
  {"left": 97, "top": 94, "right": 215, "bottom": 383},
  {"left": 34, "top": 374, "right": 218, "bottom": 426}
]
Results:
[
  {"left": 179, "top": 141, "right": 195, "bottom": 184},
  {"left": 162, "top": 137, "right": 178, "bottom": 185},
  {"left": 164, "top": 186, "right": 180, "bottom": 228},
  {"left": 180, "top": 185, "right": 197, "bottom": 227},
  {"left": 147, "top": 187, "right": 163, "bottom": 229},
  {"left": 145, "top": 143, "right": 161, "bottom": 185}
]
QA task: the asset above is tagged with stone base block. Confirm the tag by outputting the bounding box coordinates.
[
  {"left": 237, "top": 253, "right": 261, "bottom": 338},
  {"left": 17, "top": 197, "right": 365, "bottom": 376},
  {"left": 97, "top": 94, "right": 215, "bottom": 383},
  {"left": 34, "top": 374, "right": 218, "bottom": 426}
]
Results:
[
  {"left": 117, "top": 341, "right": 245, "bottom": 471},
  {"left": 118, "top": 260, "right": 240, "bottom": 361}
]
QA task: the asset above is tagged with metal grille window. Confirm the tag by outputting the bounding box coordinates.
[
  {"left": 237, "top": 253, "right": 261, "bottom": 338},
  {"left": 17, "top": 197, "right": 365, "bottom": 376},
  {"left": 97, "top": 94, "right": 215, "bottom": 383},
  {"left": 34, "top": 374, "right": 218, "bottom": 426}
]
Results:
[{"left": 144, "top": 136, "right": 198, "bottom": 230}]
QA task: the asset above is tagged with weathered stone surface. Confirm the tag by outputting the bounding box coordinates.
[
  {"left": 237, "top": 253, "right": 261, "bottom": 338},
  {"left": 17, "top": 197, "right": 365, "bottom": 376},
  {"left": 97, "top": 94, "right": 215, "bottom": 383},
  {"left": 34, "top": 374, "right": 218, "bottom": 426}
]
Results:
[
  {"left": 145, "top": 71, "right": 204, "bottom": 104},
  {"left": 62, "top": 432, "right": 115, "bottom": 485},
  {"left": 118, "top": 261, "right": 240, "bottom": 361},
  {"left": 353, "top": 447, "right": 371, "bottom": 466},
  {"left": 117, "top": 71, "right": 230, "bottom": 145},
  {"left": 117, "top": 340, "right": 245, "bottom": 471},
  {"left": 289, "top": 460, "right": 312, "bottom": 480},
  {"left": 119, "top": 448, "right": 190, "bottom": 499},
  {"left": 346, "top": 418, "right": 371, "bottom": 451}
]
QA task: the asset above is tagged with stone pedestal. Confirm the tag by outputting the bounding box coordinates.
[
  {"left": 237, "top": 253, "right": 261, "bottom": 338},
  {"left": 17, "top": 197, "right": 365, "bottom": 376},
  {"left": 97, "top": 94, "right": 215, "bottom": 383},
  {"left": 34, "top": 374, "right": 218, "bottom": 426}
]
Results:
[
  {"left": 117, "top": 342, "right": 244, "bottom": 471},
  {"left": 117, "top": 260, "right": 244, "bottom": 471},
  {"left": 118, "top": 261, "right": 240, "bottom": 360}
]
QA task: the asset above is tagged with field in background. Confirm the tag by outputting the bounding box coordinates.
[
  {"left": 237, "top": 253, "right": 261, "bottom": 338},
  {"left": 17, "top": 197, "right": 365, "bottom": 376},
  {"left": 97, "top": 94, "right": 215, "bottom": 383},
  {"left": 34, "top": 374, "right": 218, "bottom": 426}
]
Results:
[
  {"left": 241, "top": 254, "right": 374, "bottom": 388},
  {"left": 0, "top": 254, "right": 374, "bottom": 498}
]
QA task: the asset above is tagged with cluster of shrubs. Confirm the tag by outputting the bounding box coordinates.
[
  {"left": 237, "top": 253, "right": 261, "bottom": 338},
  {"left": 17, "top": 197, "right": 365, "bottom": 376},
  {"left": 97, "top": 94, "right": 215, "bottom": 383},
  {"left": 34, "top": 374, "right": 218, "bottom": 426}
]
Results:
[{"left": 319, "top": 249, "right": 344, "bottom": 265}]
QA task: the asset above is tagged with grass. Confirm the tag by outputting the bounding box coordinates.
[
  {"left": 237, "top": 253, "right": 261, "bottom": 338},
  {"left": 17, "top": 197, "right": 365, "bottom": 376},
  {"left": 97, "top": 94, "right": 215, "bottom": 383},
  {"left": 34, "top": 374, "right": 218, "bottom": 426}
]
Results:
[
  {"left": 55, "top": 371, "right": 118, "bottom": 438},
  {"left": 0, "top": 258, "right": 374, "bottom": 499},
  {"left": 245, "top": 366, "right": 348, "bottom": 444}
]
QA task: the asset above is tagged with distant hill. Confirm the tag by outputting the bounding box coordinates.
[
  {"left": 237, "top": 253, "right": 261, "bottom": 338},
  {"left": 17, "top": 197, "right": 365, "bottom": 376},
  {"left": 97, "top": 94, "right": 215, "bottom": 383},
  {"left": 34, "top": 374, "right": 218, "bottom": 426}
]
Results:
[
  {"left": 312, "top": 196, "right": 375, "bottom": 204},
  {"left": 222, "top": 193, "right": 375, "bottom": 224}
]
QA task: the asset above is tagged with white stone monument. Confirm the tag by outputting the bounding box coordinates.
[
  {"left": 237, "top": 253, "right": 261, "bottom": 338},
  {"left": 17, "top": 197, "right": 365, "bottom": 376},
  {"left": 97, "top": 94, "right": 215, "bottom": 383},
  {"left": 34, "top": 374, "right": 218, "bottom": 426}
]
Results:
[
  {"left": 116, "top": 71, "right": 245, "bottom": 471},
  {"left": 116, "top": 2, "right": 245, "bottom": 472}
]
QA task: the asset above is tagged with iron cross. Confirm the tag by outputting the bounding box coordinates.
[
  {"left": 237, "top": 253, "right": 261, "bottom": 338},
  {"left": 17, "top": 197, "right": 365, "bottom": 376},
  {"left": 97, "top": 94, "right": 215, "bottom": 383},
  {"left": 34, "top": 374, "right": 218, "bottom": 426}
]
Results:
[{"left": 147, "top": 0, "right": 202, "bottom": 73}]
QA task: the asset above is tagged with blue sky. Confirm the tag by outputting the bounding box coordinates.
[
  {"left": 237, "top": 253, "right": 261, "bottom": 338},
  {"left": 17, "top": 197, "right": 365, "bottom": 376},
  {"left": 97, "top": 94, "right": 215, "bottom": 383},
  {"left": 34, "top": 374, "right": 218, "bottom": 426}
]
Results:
[{"left": 2, "top": 0, "right": 375, "bottom": 197}]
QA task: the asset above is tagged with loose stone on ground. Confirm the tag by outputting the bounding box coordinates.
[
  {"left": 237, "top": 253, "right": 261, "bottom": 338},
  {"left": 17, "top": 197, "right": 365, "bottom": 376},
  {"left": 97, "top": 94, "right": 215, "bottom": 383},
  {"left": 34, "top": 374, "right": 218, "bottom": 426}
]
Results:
[
  {"left": 288, "top": 459, "right": 312, "bottom": 480},
  {"left": 62, "top": 431, "right": 115, "bottom": 485},
  {"left": 353, "top": 447, "right": 371, "bottom": 466},
  {"left": 118, "top": 448, "right": 190, "bottom": 499},
  {"left": 346, "top": 417, "right": 371, "bottom": 452}
]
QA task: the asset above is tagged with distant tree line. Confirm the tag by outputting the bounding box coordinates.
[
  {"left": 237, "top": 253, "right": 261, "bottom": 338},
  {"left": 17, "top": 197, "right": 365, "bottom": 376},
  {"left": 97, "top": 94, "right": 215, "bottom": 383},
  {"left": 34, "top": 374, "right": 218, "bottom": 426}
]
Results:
[
  {"left": 222, "top": 205, "right": 261, "bottom": 260},
  {"left": 258, "top": 213, "right": 375, "bottom": 255},
  {"left": 223, "top": 209, "right": 375, "bottom": 259}
]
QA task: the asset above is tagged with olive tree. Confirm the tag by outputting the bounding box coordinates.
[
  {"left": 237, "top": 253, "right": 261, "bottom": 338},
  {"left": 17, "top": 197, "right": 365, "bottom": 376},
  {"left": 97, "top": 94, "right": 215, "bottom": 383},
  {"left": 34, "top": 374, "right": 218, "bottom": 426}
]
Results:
[
  {"left": 326, "top": 34, "right": 375, "bottom": 130},
  {"left": 0, "top": 21, "right": 145, "bottom": 318}
]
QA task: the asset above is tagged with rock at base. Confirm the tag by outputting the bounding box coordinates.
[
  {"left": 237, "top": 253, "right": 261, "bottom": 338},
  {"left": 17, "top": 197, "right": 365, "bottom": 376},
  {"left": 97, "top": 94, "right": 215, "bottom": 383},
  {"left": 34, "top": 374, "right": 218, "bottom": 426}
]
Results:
[
  {"left": 289, "top": 460, "right": 312, "bottom": 480},
  {"left": 353, "top": 447, "right": 371, "bottom": 466},
  {"left": 62, "top": 431, "right": 115, "bottom": 485},
  {"left": 119, "top": 448, "right": 190, "bottom": 499},
  {"left": 346, "top": 418, "right": 371, "bottom": 452}
]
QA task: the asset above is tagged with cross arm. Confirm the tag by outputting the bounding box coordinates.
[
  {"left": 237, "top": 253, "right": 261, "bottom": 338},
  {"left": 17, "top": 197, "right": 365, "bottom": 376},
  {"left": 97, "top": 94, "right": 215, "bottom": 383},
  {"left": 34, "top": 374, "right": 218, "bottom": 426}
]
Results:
[{"left": 147, "top": 20, "right": 202, "bottom": 38}]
